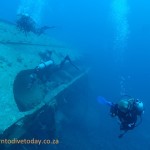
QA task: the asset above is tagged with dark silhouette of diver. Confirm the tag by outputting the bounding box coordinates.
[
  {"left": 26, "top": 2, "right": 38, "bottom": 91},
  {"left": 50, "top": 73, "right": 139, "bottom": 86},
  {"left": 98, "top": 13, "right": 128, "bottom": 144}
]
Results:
[
  {"left": 16, "top": 14, "right": 36, "bottom": 35},
  {"left": 16, "top": 14, "right": 55, "bottom": 35},
  {"left": 98, "top": 95, "right": 144, "bottom": 138}
]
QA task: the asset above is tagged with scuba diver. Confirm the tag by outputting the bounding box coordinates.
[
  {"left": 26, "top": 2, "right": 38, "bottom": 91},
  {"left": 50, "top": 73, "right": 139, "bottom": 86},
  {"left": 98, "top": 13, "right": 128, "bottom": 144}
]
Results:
[
  {"left": 28, "top": 54, "right": 80, "bottom": 88},
  {"left": 16, "top": 14, "right": 36, "bottom": 35},
  {"left": 16, "top": 14, "right": 55, "bottom": 36},
  {"left": 28, "top": 59, "right": 54, "bottom": 87},
  {"left": 98, "top": 96, "right": 144, "bottom": 138}
]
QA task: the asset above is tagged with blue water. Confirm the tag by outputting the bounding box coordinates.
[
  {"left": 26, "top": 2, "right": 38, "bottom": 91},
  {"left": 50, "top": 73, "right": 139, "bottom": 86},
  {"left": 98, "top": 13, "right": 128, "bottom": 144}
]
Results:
[{"left": 0, "top": 0, "right": 150, "bottom": 149}]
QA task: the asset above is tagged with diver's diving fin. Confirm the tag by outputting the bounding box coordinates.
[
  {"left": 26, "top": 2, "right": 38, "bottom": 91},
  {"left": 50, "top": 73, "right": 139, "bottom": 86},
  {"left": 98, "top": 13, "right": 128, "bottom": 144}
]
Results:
[
  {"left": 118, "top": 130, "right": 128, "bottom": 138},
  {"left": 60, "top": 55, "right": 80, "bottom": 71},
  {"left": 97, "top": 96, "right": 113, "bottom": 107}
]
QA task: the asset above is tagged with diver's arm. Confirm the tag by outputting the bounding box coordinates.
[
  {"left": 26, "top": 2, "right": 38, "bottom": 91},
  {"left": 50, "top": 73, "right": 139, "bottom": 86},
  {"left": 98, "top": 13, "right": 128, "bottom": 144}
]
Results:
[
  {"left": 121, "top": 118, "right": 136, "bottom": 130},
  {"left": 128, "top": 113, "right": 138, "bottom": 129},
  {"left": 110, "top": 104, "right": 118, "bottom": 117}
]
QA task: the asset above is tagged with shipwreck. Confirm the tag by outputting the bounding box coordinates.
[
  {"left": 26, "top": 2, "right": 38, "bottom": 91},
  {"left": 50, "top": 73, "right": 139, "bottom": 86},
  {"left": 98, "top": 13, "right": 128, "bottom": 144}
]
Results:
[{"left": 0, "top": 20, "right": 89, "bottom": 150}]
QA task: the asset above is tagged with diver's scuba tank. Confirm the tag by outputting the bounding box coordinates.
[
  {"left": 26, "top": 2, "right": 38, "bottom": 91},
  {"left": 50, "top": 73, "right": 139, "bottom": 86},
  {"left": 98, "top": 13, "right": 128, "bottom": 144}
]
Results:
[{"left": 36, "top": 60, "right": 54, "bottom": 71}]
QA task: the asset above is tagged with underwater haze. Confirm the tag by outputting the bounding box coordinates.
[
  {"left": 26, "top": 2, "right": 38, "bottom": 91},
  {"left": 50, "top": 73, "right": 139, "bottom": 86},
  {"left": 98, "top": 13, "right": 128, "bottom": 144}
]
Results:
[{"left": 0, "top": 0, "right": 150, "bottom": 150}]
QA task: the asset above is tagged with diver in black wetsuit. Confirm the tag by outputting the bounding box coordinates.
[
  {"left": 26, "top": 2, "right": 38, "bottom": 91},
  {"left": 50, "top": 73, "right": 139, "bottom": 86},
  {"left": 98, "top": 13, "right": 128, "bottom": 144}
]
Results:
[
  {"left": 110, "top": 97, "right": 144, "bottom": 138},
  {"left": 27, "top": 54, "right": 80, "bottom": 88},
  {"left": 16, "top": 14, "right": 36, "bottom": 35},
  {"left": 16, "top": 14, "right": 55, "bottom": 35}
]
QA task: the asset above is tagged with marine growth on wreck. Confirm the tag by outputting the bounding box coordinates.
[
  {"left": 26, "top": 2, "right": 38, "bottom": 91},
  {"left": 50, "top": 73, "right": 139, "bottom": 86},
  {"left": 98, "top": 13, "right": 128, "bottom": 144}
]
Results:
[{"left": 0, "top": 19, "right": 89, "bottom": 150}]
